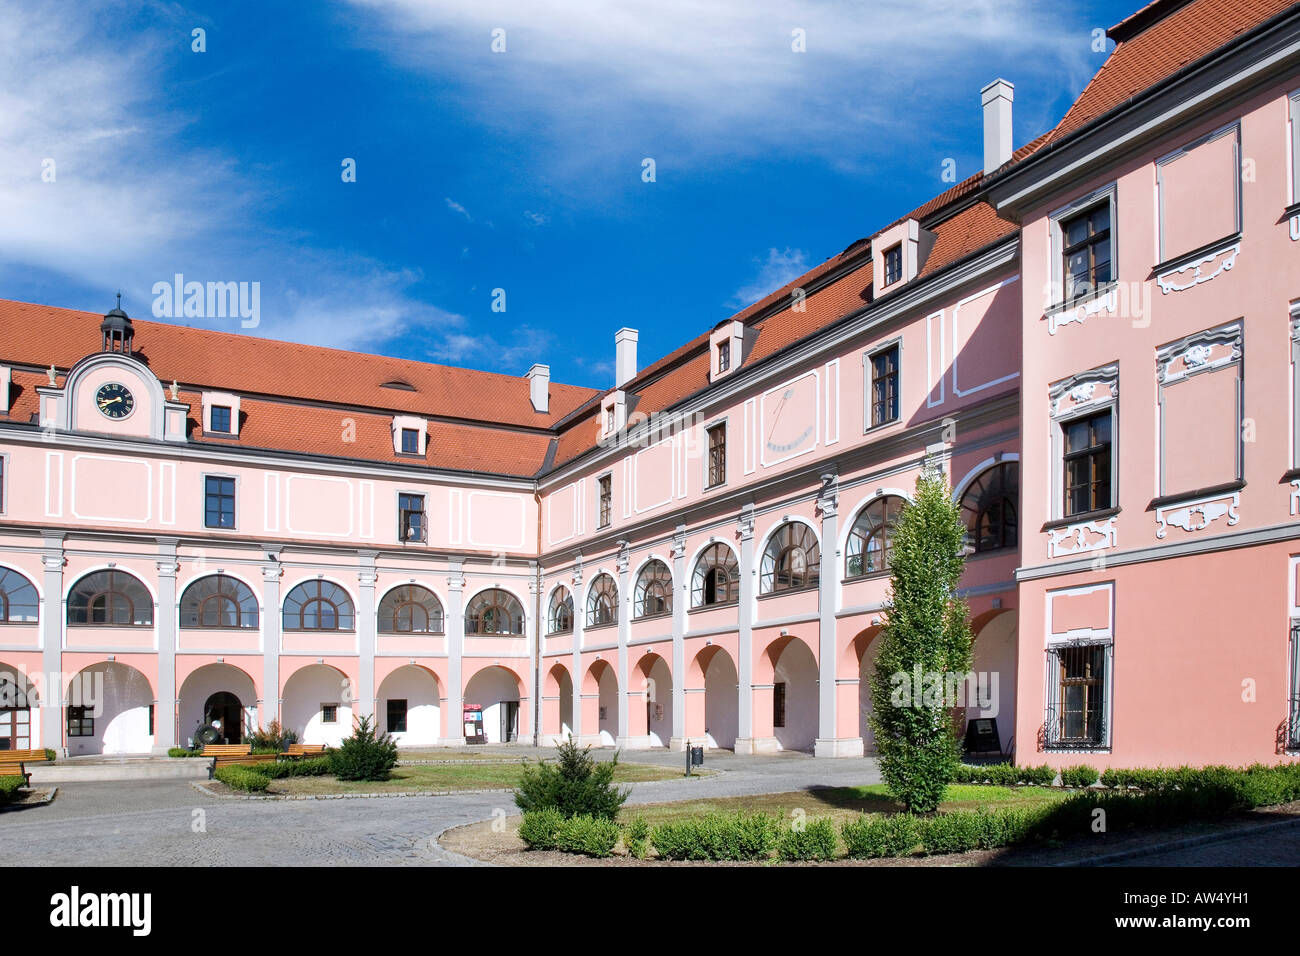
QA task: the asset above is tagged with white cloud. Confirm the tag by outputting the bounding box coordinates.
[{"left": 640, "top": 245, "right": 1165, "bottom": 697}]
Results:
[
  {"left": 445, "top": 197, "right": 473, "bottom": 220},
  {"left": 730, "top": 247, "right": 810, "bottom": 309}
]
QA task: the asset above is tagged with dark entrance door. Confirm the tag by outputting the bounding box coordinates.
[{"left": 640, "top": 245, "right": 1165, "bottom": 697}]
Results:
[
  {"left": 501, "top": 701, "right": 519, "bottom": 743},
  {"left": 203, "top": 692, "right": 243, "bottom": 744}
]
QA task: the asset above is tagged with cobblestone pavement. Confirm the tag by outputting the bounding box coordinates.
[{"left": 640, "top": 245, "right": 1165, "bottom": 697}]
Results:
[{"left": 0, "top": 749, "right": 881, "bottom": 867}]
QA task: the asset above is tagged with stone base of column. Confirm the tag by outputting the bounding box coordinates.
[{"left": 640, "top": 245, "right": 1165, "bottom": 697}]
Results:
[
  {"left": 572, "top": 734, "right": 607, "bottom": 749},
  {"left": 615, "top": 735, "right": 656, "bottom": 750},
  {"left": 734, "top": 736, "right": 780, "bottom": 755},
  {"left": 537, "top": 733, "right": 568, "bottom": 747},
  {"left": 667, "top": 736, "right": 695, "bottom": 752},
  {"left": 814, "top": 737, "right": 865, "bottom": 758},
  {"left": 151, "top": 744, "right": 174, "bottom": 756},
  {"left": 435, "top": 737, "right": 468, "bottom": 748}
]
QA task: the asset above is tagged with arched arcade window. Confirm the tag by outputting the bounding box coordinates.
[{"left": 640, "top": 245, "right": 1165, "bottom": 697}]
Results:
[
  {"left": 633, "top": 560, "right": 672, "bottom": 619},
  {"left": 180, "top": 574, "right": 259, "bottom": 629},
  {"left": 691, "top": 543, "right": 739, "bottom": 608},
  {"left": 760, "top": 523, "right": 820, "bottom": 594},
  {"left": 466, "top": 589, "right": 525, "bottom": 635},
  {"left": 586, "top": 574, "right": 618, "bottom": 628},
  {"left": 0, "top": 568, "right": 39, "bottom": 623},
  {"left": 67, "top": 570, "right": 153, "bottom": 626},
  {"left": 845, "top": 495, "right": 907, "bottom": 578},
  {"left": 283, "top": 580, "right": 355, "bottom": 631},
  {"left": 959, "top": 461, "right": 1019, "bottom": 554},
  {"left": 378, "top": 585, "right": 444, "bottom": 634},
  {"left": 548, "top": 586, "right": 574, "bottom": 634}
]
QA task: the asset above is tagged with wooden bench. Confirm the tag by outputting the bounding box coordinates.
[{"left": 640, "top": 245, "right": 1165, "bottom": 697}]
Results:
[
  {"left": 0, "top": 749, "right": 51, "bottom": 788},
  {"left": 202, "top": 744, "right": 278, "bottom": 779},
  {"left": 281, "top": 744, "right": 326, "bottom": 759}
]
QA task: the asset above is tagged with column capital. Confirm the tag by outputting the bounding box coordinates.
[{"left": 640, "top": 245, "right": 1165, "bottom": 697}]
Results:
[
  {"left": 615, "top": 541, "right": 630, "bottom": 575},
  {"left": 671, "top": 524, "right": 687, "bottom": 560},
  {"left": 816, "top": 471, "right": 839, "bottom": 519},
  {"left": 736, "top": 503, "right": 756, "bottom": 541},
  {"left": 156, "top": 559, "right": 180, "bottom": 578}
]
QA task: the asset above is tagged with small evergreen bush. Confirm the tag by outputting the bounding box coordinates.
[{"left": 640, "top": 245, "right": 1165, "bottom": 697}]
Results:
[
  {"left": 0, "top": 775, "right": 26, "bottom": 804},
  {"left": 214, "top": 765, "right": 271, "bottom": 792},
  {"left": 518, "top": 808, "right": 565, "bottom": 850},
  {"left": 777, "top": 817, "right": 839, "bottom": 861},
  {"left": 247, "top": 756, "right": 332, "bottom": 779},
  {"left": 514, "top": 737, "right": 629, "bottom": 820},
  {"left": 650, "top": 811, "right": 779, "bottom": 861},
  {"left": 841, "top": 813, "right": 920, "bottom": 858},
  {"left": 329, "top": 715, "right": 398, "bottom": 782},
  {"left": 555, "top": 815, "right": 620, "bottom": 857},
  {"left": 623, "top": 816, "right": 650, "bottom": 859},
  {"left": 1060, "top": 765, "right": 1100, "bottom": 788}
]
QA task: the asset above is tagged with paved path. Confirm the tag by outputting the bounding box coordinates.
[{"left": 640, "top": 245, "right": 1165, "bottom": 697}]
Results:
[
  {"left": 0, "top": 749, "right": 881, "bottom": 867},
  {"left": 1098, "top": 819, "right": 1300, "bottom": 866}
]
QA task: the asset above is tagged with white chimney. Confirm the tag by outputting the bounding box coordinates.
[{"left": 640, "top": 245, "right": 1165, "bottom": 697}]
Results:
[
  {"left": 615, "top": 328, "right": 638, "bottom": 387},
  {"left": 526, "top": 363, "right": 550, "bottom": 414},
  {"left": 981, "top": 78, "right": 1014, "bottom": 175}
]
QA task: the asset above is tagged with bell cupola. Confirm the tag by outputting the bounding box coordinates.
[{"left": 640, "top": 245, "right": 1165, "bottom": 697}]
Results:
[{"left": 100, "top": 292, "right": 134, "bottom": 354}]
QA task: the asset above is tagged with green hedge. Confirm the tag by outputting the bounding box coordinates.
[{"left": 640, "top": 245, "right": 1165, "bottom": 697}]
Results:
[
  {"left": 213, "top": 765, "right": 271, "bottom": 793},
  {"left": 1060, "top": 764, "right": 1100, "bottom": 788},
  {"left": 0, "top": 775, "right": 27, "bottom": 804},
  {"left": 518, "top": 809, "right": 620, "bottom": 857},
  {"left": 777, "top": 817, "right": 839, "bottom": 861},
  {"left": 168, "top": 748, "right": 204, "bottom": 758},
  {"left": 246, "top": 756, "right": 333, "bottom": 779},
  {"left": 953, "top": 763, "right": 1055, "bottom": 786},
  {"left": 624, "top": 816, "right": 650, "bottom": 860},
  {"left": 43, "top": 749, "right": 56, "bottom": 762},
  {"left": 650, "top": 812, "right": 780, "bottom": 861}
]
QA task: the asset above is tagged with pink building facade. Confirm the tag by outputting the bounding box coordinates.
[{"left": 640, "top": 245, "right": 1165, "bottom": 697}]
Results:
[{"left": 1, "top": 0, "right": 1297, "bottom": 768}]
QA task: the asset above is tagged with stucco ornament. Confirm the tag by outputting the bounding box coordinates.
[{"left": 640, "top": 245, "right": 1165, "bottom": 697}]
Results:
[
  {"left": 1069, "top": 382, "right": 1097, "bottom": 404},
  {"left": 1183, "top": 344, "right": 1213, "bottom": 368},
  {"left": 1155, "top": 493, "right": 1240, "bottom": 539}
]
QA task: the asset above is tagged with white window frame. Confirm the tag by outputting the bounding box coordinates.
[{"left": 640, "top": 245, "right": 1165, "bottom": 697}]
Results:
[
  {"left": 1154, "top": 121, "right": 1242, "bottom": 264},
  {"left": 595, "top": 471, "right": 613, "bottom": 529},
  {"left": 863, "top": 336, "right": 903, "bottom": 433},
  {"left": 703, "top": 416, "right": 727, "bottom": 490},
  {"left": 201, "top": 471, "right": 240, "bottom": 532},
  {"left": 396, "top": 489, "right": 427, "bottom": 543},
  {"left": 1289, "top": 89, "right": 1300, "bottom": 207},
  {"left": 1047, "top": 184, "right": 1118, "bottom": 312},
  {"left": 1155, "top": 320, "right": 1243, "bottom": 496},
  {"left": 1048, "top": 364, "right": 1119, "bottom": 522}
]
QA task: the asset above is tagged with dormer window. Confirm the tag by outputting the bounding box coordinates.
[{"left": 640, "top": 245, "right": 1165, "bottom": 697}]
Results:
[
  {"left": 601, "top": 391, "right": 626, "bottom": 438},
  {"left": 717, "top": 341, "right": 731, "bottom": 373},
  {"left": 210, "top": 405, "right": 232, "bottom": 434},
  {"left": 606, "top": 408, "right": 615, "bottom": 432},
  {"left": 883, "top": 244, "right": 903, "bottom": 286},
  {"left": 391, "top": 415, "right": 428, "bottom": 456},
  {"left": 710, "top": 320, "right": 750, "bottom": 381},
  {"left": 201, "top": 391, "right": 241, "bottom": 438}
]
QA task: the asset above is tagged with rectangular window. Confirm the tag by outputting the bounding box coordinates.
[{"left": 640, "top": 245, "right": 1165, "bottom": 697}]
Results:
[
  {"left": 0, "top": 456, "right": 5, "bottom": 513},
  {"left": 1047, "top": 643, "right": 1109, "bottom": 748},
  {"left": 204, "top": 476, "right": 236, "bottom": 529},
  {"left": 1062, "top": 411, "right": 1112, "bottom": 516},
  {"left": 707, "top": 423, "right": 726, "bottom": 488},
  {"left": 1061, "top": 204, "right": 1112, "bottom": 303},
  {"left": 883, "top": 243, "right": 903, "bottom": 285},
  {"left": 398, "top": 493, "right": 426, "bottom": 542},
  {"left": 717, "top": 340, "right": 732, "bottom": 374},
  {"left": 605, "top": 407, "right": 616, "bottom": 433},
  {"left": 209, "top": 405, "right": 232, "bottom": 434},
  {"left": 147, "top": 704, "right": 154, "bottom": 736},
  {"left": 400, "top": 428, "right": 420, "bottom": 455},
  {"left": 321, "top": 704, "right": 338, "bottom": 724},
  {"left": 387, "top": 698, "right": 408, "bottom": 734},
  {"left": 773, "top": 682, "right": 787, "bottom": 729},
  {"left": 870, "top": 345, "right": 900, "bottom": 427},
  {"left": 67, "top": 705, "right": 94, "bottom": 738},
  {"left": 598, "top": 475, "right": 612, "bottom": 528}
]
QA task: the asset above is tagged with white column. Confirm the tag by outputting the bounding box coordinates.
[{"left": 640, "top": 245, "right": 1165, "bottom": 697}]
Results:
[
  {"left": 668, "top": 524, "right": 688, "bottom": 751},
  {"left": 570, "top": 557, "right": 588, "bottom": 745},
  {"left": 814, "top": 472, "right": 861, "bottom": 757},
  {"left": 734, "top": 505, "right": 758, "bottom": 753},
  {"left": 527, "top": 572, "right": 541, "bottom": 746},
  {"left": 153, "top": 538, "right": 179, "bottom": 752},
  {"left": 260, "top": 553, "right": 282, "bottom": 728},
  {"left": 615, "top": 542, "right": 633, "bottom": 748},
  {"left": 443, "top": 560, "right": 466, "bottom": 746},
  {"left": 39, "top": 534, "right": 65, "bottom": 753},
  {"left": 356, "top": 550, "right": 377, "bottom": 722}
]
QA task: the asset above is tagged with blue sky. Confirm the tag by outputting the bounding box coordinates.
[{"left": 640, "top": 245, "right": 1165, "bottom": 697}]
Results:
[{"left": 1, "top": 0, "right": 1140, "bottom": 389}]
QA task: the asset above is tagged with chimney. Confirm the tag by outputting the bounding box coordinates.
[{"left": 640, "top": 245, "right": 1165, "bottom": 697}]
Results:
[
  {"left": 615, "top": 328, "right": 638, "bottom": 387},
  {"left": 526, "top": 363, "right": 550, "bottom": 414},
  {"left": 981, "top": 78, "right": 1014, "bottom": 175}
]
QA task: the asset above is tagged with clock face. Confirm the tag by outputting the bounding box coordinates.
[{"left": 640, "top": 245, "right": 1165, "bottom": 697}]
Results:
[{"left": 95, "top": 382, "right": 135, "bottom": 420}]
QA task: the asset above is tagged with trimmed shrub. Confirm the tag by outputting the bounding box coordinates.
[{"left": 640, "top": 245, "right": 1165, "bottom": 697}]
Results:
[
  {"left": 167, "top": 747, "right": 202, "bottom": 758},
  {"left": 518, "top": 808, "right": 566, "bottom": 850},
  {"left": 43, "top": 749, "right": 57, "bottom": 762},
  {"left": 1060, "top": 765, "right": 1100, "bottom": 788},
  {"left": 247, "top": 756, "right": 333, "bottom": 779},
  {"left": 623, "top": 816, "right": 650, "bottom": 860},
  {"left": 330, "top": 715, "right": 398, "bottom": 782},
  {"left": 777, "top": 817, "right": 839, "bottom": 861},
  {"left": 841, "top": 813, "right": 921, "bottom": 859},
  {"left": 650, "top": 812, "right": 779, "bottom": 861},
  {"left": 214, "top": 765, "right": 271, "bottom": 792},
  {"left": 0, "top": 775, "right": 27, "bottom": 804},
  {"left": 955, "top": 762, "right": 1056, "bottom": 786},
  {"left": 514, "top": 738, "right": 629, "bottom": 820},
  {"left": 555, "top": 814, "right": 620, "bottom": 858},
  {"left": 918, "top": 810, "right": 985, "bottom": 855}
]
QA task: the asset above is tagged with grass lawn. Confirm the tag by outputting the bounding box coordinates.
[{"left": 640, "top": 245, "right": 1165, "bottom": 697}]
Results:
[
  {"left": 395, "top": 748, "right": 516, "bottom": 762},
  {"left": 618, "top": 784, "right": 1067, "bottom": 827},
  {"left": 267, "top": 760, "right": 703, "bottom": 795}
]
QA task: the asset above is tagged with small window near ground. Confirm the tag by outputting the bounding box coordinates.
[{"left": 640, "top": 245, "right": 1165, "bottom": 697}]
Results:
[
  {"left": 387, "top": 698, "right": 408, "bottom": 734},
  {"left": 321, "top": 703, "right": 338, "bottom": 724},
  {"left": 773, "top": 682, "right": 787, "bottom": 729}
]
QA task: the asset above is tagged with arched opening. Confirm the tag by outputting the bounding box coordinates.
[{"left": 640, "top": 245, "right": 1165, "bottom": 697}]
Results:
[
  {"left": 465, "top": 589, "right": 525, "bottom": 635},
  {"left": 851, "top": 627, "right": 885, "bottom": 755},
  {"left": 0, "top": 664, "right": 38, "bottom": 751},
  {"left": 463, "top": 665, "right": 524, "bottom": 743},
  {"left": 180, "top": 574, "right": 259, "bottom": 629},
  {"left": 178, "top": 663, "right": 257, "bottom": 750},
  {"left": 377, "top": 586, "right": 444, "bottom": 634},
  {"left": 691, "top": 543, "right": 739, "bottom": 607},
  {"left": 548, "top": 587, "right": 574, "bottom": 635},
  {"left": 67, "top": 570, "right": 153, "bottom": 626},
  {"left": 968, "top": 610, "right": 1018, "bottom": 758},
  {"left": 282, "top": 664, "right": 352, "bottom": 746},
  {"left": 633, "top": 653, "right": 673, "bottom": 747},
  {"left": 768, "top": 637, "right": 818, "bottom": 752},
  {"left": 543, "top": 664, "right": 574, "bottom": 741},
  {"left": 845, "top": 495, "right": 907, "bottom": 579},
  {"left": 760, "top": 523, "right": 820, "bottom": 594},
  {"left": 0, "top": 568, "right": 40, "bottom": 624},
  {"left": 283, "top": 580, "right": 355, "bottom": 632},
  {"left": 65, "top": 662, "right": 155, "bottom": 756},
  {"left": 585, "top": 574, "right": 618, "bottom": 628},
  {"left": 959, "top": 462, "right": 1019, "bottom": 555},
  {"left": 693, "top": 646, "right": 738, "bottom": 750},
  {"left": 584, "top": 660, "right": 618, "bottom": 747},
  {"left": 633, "top": 561, "right": 673, "bottom": 619},
  {"left": 377, "top": 665, "right": 442, "bottom": 746}
]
